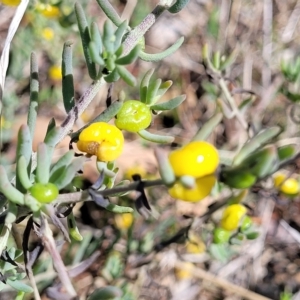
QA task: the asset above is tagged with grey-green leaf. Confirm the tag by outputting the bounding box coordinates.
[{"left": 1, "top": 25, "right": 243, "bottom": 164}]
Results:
[
  {"left": 233, "top": 126, "right": 282, "bottom": 166},
  {"left": 116, "top": 65, "right": 136, "bottom": 86},
  {"left": 150, "top": 95, "right": 186, "bottom": 111},
  {"left": 88, "top": 286, "right": 122, "bottom": 300},
  {"left": 138, "top": 130, "right": 174, "bottom": 144},
  {"left": 6, "top": 279, "right": 33, "bottom": 293},
  {"left": 62, "top": 41, "right": 75, "bottom": 113},
  {"left": 139, "top": 37, "right": 184, "bottom": 62},
  {"left": 115, "top": 45, "right": 140, "bottom": 65},
  {"left": 168, "top": 0, "right": 190, "bottom": 13},
  {"left": 192, "top": 113, "right": 222, "bottom": 141}
]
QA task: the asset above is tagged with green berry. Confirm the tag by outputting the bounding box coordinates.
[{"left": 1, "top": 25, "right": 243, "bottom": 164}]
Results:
[
  {"left": 115, "top": 100, "right": 152, "bottom": 132},
  {"left": 240, "top": 216, "right": 252, "bottom": 232},
  {"left": 30, "top": 183, "right": 59, "bottom": 203},
  {"left": 213, "top": 227, "right": 231, "bottom": 244}
]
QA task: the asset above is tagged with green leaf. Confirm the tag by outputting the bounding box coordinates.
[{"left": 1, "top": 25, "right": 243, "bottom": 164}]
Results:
[
  {"left": 6, "top": 279, "right": 33, "bottom": 293},
  {"left": 16, "top": 125, "right": 32, "bottom": 193},
  {"left": 154, "top": 148, "right": 176, "bottom": 186},
  {"left": 168, "top": 0, "right": 190, "bottom": 13},
  {"left": 114, "top": 20, "right": 128, "bottom": 51},
  {"left": 89, "top": 41, "right": 105, "bottom": 65},
  {"left": 27, "top": 52, "right": 39, "bottom": 139},
  {"left": 154, "top": 80, "right": 173, "bottom": 101},
  {"left": 104, "top": 68, "right": 120, "bottom": 83},
  {"left": 88, "top": 286, "right": 123, "bottom": 300},
  {"left": 139, "top": 37, "right": 184, "bottom": 62},
  {"left": 53, "top": 157, "right": 85, "bottom": 190},
  {"left": 201, "top": 80, "right": 219, "bottom": 96},
  {"left": 115, "top": 45, "right": 140, "bottom": 65},
  {"left": 62, "top": 41, "right": 75, "bottom": 113},
  {"left": 5, "top": 202, "right": 17, "bottom": 225},
  {"left": 75, "top": 3, "right": 97, "bottom": 80},
  {"left": 277, "top": 144, "right": 298, "bottom": 163},
  {"left": 192, "top": 113, "right": 222, "bottom": 141},
  {"left": 146, "top": 78, "right": 162, "bottom": 105},
  {"left": 150, "top": 95, "right": 186, "bottom": 111},
  {"left": 49, "top": 150, "right": 75, "bottom": 183},
  {"left": 0, "top": 166, "right": 24, "bottom": 205},
  {"left": 15, "top": 291, "right": 26, "bottom": 300},
  {"left": 220, "top": 48, "right": 238, "bottom": 71},
  {"left": 241, "top": 145, "right": 279, "bottom": 179},
  {"left": 212, "top": 51, "right": 220, "bottom": 70},
  {"left": 116, "top": 66, "right": 136, "bottom": 86},
  {"left": 140, "top": 69, "right": 154, "bottom": 103},
  {"left": 103, "top": 20, "right": 115, "bottom": 53},
  {"left": 209, "top": 243, "right": 231, "bottom": 263},
  {"left": 220, "top": 168, "right": 257, "bottom": 189},
  {"left": 95, "top": 0, "right": 122, "bottom": 26},
  {"left": 138, "top": 130, "right": 174, "bottom": 144},
  {"left": 36, "top": 143, "right": 50, "bottom": 184},
  {"left": 44, "top": 126, "right": 62, "bottom": 149},
  {"left": 17, "top": 156, "right": 33, "bottom": 190},
  {"left": 68, "top": 213, "right": 83, "bottom": 241},
  {"left": 24, "top": 194, "right": 41, "bottom": 212},
  {"left": 233, "top": 126, "right": 281, "bottom": 166},
  {"left": 246, "top": 232, "right": 259, "bottom": 240},
  {"left": 179, "top": 175, "right": 195, "bottom": 189},
  {"left": 90, "top": 22, "right": 102, "bottom": 54}
]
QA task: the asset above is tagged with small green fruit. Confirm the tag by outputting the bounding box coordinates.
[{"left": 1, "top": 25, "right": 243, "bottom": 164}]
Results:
[
  {"left": 220, "top": 169, "right": 257, "bottom": 189},
  {"left": 115, "top": 100, "right": 152, "bottom": 132},
  {"left": 213, "top": 227, "right": 231, "bottom": 244},
  {"left": 30, "top": 183, "right": 59, "bottom": 203},
  {"left": 240, "top": 216, "right": 252, "bottom": 232}
]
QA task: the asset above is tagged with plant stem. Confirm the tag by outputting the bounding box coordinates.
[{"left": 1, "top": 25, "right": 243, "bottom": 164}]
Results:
[
  {"left": 55, "top": 179, "right": 164, "bottom": 204},
  {"left": 57, "top": 4, "right": 167, "bottom": 144},
  {"left": 41, "top": 217, "right": 77, "bottom": 297},
  {"left": 219, "top": 78, "right": 248, "bottom": 129}
]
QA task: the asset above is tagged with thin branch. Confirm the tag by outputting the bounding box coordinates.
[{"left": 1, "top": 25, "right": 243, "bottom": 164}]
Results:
[
  {"left": 57, "top": 4, "right": 168, "bottom": 145},
  {"left": 55, "top": 179, "right": 164, "bottom": 204}
]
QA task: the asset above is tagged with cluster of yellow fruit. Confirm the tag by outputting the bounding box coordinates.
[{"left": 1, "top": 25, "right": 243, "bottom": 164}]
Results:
[
  {"left": 273, "top": 173, "right": 300, "bottom": 197},
  {"left": 168, "top": 141, "right": 219, "bottom": 202}
]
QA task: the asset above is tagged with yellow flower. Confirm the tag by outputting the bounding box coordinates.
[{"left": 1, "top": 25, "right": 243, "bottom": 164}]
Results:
[
  {"left": 185, "top": 233, "right": 206, "bottom": 254},
  {"left": 114, "top": 213, "right": 133, "bottom": 230},
  {"left": 42, "top": 27, "right": 54, "bottom": 41},
  {"left": 77, "top": 122, "right": 124, "bottom": 162},
  {"left": 274, "top": 173, "right": 300, "bottom": 196},
  {"left": 169, "top": 141, "right": 219, "bottom": 178},
  {"left": 221, "top": 204, "right": 247, "bottom": 231},
  {"left": 124, "top": 165, "right": 147, "bottom": 180},
  {"left": 175, "top": 262, "right": 195, "bottom": 280},
  {"left": 1, "top": 0, "right": 20, "bottom": 6},
  {"left": 36, "top": 4, "right": 60, "bottom": 18},
  {"left": 168, "top": 174, "right": 216, "bottom": 202},
  {"left": 48, "top": 65, "right": 62, "bottom": 80}
]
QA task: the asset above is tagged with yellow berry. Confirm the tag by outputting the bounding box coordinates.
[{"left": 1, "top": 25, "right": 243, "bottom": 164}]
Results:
[
  {"left": 42, "top": 27, "right": 54, "bottom": 41},
  {"left": 114, "top": 213, "right": 133, "bottom": 230},
  {"left": 168, "top": 174, "right": 216, "bottom": 202},
  {"left": 185, "top": 233, "right": 206, "bottom": 254},
  {"left": 77, "top": 122, "right": 124, "bottom": 162},
  {"left": 1, "top": 0, "right": 20, "bottom": 6},
  {"left": 175, "top": 262, "right": 194, "bottom": 280},
  {"left": 221, "top": 204, "right": 247, "bottom": 231},
  {"left": 48, "top": 65, "right": 62, "bottom": 80},
  {"left": 36, "top": 4, "right": 60, "bottom": 18},
  {"left": 124, "top": 165, "right": 147, "bottom": 180},
  {"left": 169, "top": 141, "right": 219, "bottom": 178},
  {"left": 274, "top": 173, "right": 300, "bottom": 196}
]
